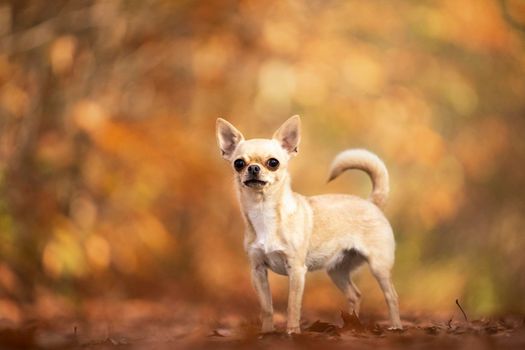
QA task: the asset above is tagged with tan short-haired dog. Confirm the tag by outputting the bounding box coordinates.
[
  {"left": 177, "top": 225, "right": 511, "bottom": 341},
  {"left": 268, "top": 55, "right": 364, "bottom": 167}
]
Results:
[{"left": 216, "top": 116, "right": 402, "bottom": 334}]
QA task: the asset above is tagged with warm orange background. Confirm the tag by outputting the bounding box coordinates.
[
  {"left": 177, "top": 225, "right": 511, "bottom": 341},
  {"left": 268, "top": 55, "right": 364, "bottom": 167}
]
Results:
[{"left": 1, "top": 0, "right": 524, "bottom": 325}]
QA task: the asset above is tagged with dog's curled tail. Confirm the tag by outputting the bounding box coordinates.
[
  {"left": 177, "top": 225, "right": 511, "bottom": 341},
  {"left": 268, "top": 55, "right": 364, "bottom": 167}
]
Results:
[{"left": 327, "top": 149, "right": 389, "bottom": 208}]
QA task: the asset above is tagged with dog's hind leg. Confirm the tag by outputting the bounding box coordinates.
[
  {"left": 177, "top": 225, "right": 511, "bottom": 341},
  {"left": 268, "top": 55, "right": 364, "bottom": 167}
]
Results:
[
  {"left": 369, "top": 260, "right": 402, "bottom": 329},
  {"left": 327, "top": 267, "right": 361, "bottom": 315},
  {"left": 327, "top": 249, "right": 365, "bottom": 316}
]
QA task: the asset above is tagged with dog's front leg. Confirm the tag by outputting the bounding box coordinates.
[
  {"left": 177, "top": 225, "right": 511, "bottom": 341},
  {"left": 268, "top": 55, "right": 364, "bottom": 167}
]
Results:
[
  {"left": 251, "top": 263, "right": 274, "bottom": 333},
  {"left": 286, "top": 262, "right": 307, "bottom": 334}
]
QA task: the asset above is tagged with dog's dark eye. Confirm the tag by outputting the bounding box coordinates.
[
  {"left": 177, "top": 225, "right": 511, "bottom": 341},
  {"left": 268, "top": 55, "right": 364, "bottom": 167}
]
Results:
[
  {"left": 266, "top": 158, "right": 280, "bottom": 170},
  {"left": 233, "top": 159, "right": 245, "bottom": 171}
]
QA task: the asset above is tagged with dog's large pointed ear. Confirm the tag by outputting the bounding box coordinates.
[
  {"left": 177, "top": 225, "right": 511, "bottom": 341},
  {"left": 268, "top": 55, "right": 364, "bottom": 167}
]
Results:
[
  {"left": 273, "top": 115, "right": 301, "bottom": 155},
  {"left": 216, "top": 118, "right": 244, "bottom": 159}
]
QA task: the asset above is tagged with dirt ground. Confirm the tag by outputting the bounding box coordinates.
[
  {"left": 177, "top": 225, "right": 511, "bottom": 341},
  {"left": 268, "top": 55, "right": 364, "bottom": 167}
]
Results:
[{"left": 1, "top": 299, "right": 524, "bottom": 350}]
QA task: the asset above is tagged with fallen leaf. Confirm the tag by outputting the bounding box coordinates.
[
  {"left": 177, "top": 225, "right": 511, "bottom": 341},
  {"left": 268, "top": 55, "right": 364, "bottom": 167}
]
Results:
[
  {"left": 306, "top": 320, "right": 340, "bottom": 336},
  {"left": 341, "top": 311, "right": 365, "bottom": 332}
]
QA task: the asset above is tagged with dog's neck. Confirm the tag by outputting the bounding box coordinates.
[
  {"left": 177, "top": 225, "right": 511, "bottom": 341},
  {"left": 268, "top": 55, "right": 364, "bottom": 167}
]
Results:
[{"left": 239, "top": 173, "right": 297, "bottom": 249}]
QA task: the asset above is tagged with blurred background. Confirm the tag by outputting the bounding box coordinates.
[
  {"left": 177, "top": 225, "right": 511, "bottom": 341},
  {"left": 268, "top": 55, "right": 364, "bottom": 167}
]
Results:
[{"left": 1, "top": 0, "right": 524, "bottom": 326}]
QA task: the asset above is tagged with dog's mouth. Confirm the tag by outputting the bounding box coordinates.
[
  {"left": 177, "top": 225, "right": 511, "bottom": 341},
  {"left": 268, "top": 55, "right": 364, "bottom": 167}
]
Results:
[{"left": 243, "top": 179, "right": 268, "bottom": 188}]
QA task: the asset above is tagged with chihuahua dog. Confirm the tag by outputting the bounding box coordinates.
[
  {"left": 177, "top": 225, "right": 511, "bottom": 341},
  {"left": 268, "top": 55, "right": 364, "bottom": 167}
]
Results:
[{"left": 216, "top": 115, "right": 402, "bottom": 334}]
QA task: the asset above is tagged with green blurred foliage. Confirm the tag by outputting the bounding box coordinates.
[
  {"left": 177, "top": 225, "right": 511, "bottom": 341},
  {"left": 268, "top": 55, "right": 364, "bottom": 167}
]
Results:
[{"left": 0, "top": 0, "right": 524, "bottom": 322}]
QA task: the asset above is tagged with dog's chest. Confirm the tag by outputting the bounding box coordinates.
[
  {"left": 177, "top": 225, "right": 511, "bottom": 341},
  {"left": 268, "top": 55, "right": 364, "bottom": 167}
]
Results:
[
  {"left": 247, "top": 207, "right": 284, "bottom": 254},
  {"left": 247, "top": 209, "right": 288, "bottom": 275},
  {"left": 244, "top": 197, "right": 299, "bottom": 276}
]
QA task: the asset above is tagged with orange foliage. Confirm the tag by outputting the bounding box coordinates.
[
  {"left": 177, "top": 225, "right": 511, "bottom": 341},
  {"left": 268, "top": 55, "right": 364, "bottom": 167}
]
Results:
[{"left": 0, "top": 0, "right": 524, "bottom": 325}]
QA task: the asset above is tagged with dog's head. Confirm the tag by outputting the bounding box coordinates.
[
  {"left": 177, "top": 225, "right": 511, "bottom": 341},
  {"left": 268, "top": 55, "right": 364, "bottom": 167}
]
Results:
[{"left": 216, "top": 116, "right": 301, "bottom": 192}]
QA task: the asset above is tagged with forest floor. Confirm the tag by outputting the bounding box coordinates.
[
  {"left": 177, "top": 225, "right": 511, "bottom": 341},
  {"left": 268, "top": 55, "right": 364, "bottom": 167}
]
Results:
[{"left": 0, "top": 299, "right": 524, "bottom": 349}]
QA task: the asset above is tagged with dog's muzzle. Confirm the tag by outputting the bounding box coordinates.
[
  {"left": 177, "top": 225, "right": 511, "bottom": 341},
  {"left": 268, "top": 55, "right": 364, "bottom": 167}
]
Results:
[{"left": 243, "top": 178, "right": 268, "bottom": 188}]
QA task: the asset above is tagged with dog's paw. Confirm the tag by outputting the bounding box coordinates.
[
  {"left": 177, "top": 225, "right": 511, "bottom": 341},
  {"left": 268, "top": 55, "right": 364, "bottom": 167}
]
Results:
[
  {"left": 286, "top": 326, "right": 301, "bottom": 335},
  {"left": 387, "top": 325, "right": 404, "bottom": 332}
]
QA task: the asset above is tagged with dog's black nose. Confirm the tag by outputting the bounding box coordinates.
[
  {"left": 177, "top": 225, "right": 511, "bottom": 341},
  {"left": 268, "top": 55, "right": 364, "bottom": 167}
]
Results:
[{"left": 248, "top": 164, "right": 260, "bottom": 175}]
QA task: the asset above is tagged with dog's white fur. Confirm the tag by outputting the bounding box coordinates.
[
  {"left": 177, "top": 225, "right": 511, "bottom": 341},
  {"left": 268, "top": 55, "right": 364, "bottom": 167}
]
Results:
[{"left": 216, "top": 116, "right": 402, "bottom": 334}]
